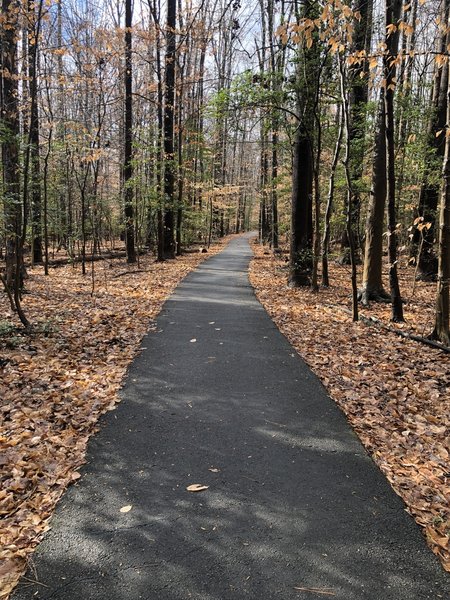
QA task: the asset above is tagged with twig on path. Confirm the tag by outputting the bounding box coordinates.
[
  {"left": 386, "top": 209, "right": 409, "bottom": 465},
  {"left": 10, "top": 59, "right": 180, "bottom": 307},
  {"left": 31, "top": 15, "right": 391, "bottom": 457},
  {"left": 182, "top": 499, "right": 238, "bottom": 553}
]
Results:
[
  {"left": 20, "top": 576, "right": 49, "bottom": 588},
  {"left": 294, "top": 587, "right": 336, "bottom": 596},
  {"left": 264, "top": 419, "right": 288, "bottom": 428}
]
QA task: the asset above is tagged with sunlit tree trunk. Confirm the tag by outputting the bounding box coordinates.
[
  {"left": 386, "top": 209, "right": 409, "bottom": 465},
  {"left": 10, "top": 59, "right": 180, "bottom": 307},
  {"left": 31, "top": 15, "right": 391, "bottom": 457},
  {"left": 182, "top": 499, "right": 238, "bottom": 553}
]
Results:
[
  {"left": 1, "top": 0, "right": 29, "bottom": 327},
  {"left": 431, "top": 34, "right": 450, "bottom": 345},
  {"left": 360, "top": 94, "right": 389, "bottom": 304}
]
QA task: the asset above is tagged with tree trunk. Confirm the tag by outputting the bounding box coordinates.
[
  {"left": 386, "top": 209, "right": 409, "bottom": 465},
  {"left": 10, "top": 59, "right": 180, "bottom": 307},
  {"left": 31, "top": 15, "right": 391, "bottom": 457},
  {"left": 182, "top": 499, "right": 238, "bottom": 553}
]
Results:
[
  {"left": 288, "top": 0, "right": 317, "bottom": 287},
  {"left": 384, "top": 0, "right": 404, "bottom": 322},
  {"left": 124, "top": 0, "right": 136, "bottom": 263},
  {"left": 2, "top": 0, "right": 21, "bottom": 289},
  {"left": 289, "top": 126, "right": 313, "bottom": 287},
  {"left": 360, "top": 94, "right": 389, "bottom": 303},
  {"left": 28, "top": 0, "right": 43, "bottom": 265},
  {"left": 339, "top": 0, "right": 372, "bottom": 261},
  {"left": 431, "top": 56, "right": 450, "bottom": 344},
  {"left": 162, "top": 0, "right": 176, "bottom": 259},
  {"left": 412, "top": 0, "right": 449, "bottom": 280},
  {"left": 322, "top": 107, "right": 343, "bottom": 287},
  {"left": 1, "top": 0, "right": 29, "bottom": 327}
]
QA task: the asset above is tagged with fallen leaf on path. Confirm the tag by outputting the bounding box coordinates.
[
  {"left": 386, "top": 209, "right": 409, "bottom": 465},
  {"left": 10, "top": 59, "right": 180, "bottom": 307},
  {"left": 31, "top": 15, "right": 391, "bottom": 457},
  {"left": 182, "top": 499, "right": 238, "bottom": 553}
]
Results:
[
  {"left": 186, "top": 484, "right": 209, "bottom": 492},
  {"left": 119, "top": 505, "right": 132, "bottom": 513}
]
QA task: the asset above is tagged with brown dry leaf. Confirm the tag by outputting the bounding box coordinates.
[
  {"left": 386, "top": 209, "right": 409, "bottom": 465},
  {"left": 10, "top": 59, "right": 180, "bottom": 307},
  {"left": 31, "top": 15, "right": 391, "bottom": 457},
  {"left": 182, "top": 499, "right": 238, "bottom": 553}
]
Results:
[{"left": 186, "top": 484, "right": 209, "bottom": 492}]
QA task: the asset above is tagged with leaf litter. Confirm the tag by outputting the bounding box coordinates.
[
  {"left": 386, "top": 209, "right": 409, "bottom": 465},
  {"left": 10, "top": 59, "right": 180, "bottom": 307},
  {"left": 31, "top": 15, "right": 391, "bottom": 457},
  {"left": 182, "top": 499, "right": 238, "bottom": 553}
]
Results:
[
  {"left": 249, "top": 243, "right": 450, "bottom": 573},
  {"left": 0, "top": 238, "right": 229, "bottom": 598}
]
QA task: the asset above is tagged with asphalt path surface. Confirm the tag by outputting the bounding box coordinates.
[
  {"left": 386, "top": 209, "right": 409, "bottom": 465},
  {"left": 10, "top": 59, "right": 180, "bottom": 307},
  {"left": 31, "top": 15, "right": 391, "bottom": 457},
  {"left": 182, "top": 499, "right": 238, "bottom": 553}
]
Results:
[{"left": 13, "top": 234, "right": 449, "bottom": 600}]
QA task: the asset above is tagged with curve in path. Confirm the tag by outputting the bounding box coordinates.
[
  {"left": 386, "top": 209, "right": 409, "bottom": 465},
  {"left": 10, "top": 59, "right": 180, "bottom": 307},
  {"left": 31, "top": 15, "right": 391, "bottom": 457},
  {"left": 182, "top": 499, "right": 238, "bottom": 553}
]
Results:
[{"left": 13, "top": 235, "right": 449, "bottom": 600}]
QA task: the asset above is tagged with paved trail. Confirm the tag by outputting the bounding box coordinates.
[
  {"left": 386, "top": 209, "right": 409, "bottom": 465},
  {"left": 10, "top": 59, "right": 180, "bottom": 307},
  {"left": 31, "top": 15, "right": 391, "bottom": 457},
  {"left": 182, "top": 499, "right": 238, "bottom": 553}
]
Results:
[{"left": 13, "top": 235, "right": 449, "bottom": 600}]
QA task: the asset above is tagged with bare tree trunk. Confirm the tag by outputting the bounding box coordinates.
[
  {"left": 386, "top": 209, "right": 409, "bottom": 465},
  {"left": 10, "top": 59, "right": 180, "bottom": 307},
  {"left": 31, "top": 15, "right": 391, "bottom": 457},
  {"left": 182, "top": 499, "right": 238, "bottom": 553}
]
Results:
[
  {"left": 124, "top": 0, "right": 136, "bottom": 263},
  {"left": 384, "top": 0, "right": 404, "bottom": 322},
  {"left": 289, "top": 126, "right": 313, "bottom": 287},
  {"left": 431, "top": 64, "right": 450, "bottom": 344},
  {"left": 1, "top": 0, "right": 29, "bottom": 327},
  {"left": 322, "top": 107, "right": 343, "bottom": 287},
  {"left": 339, "top": 0, "right": 372, "bottom": 262},
  {"left": 162, "top": 0, "right": 176, "bottom": 258},
  {"left": 28, "top": 0, "right": 43, "bottom": 265},
  {"left": 339, "top": 57, "right": 358, "bottom": 321},
  {"left": 360, "top": 94, "right": 390, "bottom": 304},
  {"left": 412, "top": 0, "right": 449, "bottom": 280}
]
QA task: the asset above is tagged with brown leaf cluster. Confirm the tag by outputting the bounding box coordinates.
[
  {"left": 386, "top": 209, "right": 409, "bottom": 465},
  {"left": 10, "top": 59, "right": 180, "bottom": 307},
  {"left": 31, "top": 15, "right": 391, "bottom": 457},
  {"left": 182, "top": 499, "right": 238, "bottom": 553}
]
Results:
[
  {"left": 0, "top": 239, "right": 229, "bottom": 599},
  {"left": 249, "top": 244, "right": 450, "bottom": 573}
]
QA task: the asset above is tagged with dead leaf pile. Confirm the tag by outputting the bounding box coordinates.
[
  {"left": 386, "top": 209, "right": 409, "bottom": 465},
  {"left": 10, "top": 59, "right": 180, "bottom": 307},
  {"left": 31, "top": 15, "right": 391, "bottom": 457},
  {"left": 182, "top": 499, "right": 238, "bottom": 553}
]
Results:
[
  {"left": 0, "top": 238, "right": 230, "bottom": 599},
  {"left": 249, "top": 244, "right": 450, "bottom": 573}
]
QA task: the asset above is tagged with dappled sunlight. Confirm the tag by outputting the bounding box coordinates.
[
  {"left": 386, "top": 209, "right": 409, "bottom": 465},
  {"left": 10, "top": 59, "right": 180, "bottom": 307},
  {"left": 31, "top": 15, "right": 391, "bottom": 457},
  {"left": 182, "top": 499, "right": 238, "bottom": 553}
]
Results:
[{"left": 256, "top": 426, "right": 360, "bottom": 455}]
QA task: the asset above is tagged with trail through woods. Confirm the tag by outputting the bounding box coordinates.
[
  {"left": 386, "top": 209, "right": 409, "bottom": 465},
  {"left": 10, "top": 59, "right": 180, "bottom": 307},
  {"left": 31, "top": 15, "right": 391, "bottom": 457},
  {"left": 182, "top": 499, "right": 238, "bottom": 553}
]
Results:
[
  {"left": 6, "top": 235, "right": 449, "bottom": 600},
  {"left": 250, "top": 243, "right": 450, "bottom": 574},
  {"left": 0, "top": 239, "right": 230, "bottom": 598}
]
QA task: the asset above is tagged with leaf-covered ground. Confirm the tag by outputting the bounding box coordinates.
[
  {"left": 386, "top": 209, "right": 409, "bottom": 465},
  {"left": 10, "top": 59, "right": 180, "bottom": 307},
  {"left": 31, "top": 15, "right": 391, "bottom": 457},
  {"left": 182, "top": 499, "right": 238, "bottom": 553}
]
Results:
[
  {"left": 249, "top": 243, "right": 450, "bottom": 574},
  {"left": 0, "top": 239, "right": 229, "bottom": 598}
]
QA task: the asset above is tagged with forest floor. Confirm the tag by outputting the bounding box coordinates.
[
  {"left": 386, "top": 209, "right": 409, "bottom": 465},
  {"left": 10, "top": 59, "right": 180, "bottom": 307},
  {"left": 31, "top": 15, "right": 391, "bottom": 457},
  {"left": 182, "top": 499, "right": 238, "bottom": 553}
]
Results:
[
  {"left": 1, "top": 235, "right": 449, "bottom": 598},
  {"left": 0, "top": 237, "right": 230, "bottom": 599},
  {"left": 249, "top": 242, "right": 450, "bottom": 574}
]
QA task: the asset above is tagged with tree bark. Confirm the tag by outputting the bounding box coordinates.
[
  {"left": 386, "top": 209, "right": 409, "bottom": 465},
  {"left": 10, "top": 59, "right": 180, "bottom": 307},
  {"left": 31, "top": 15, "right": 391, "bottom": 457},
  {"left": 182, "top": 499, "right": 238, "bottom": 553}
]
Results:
[
  {"left": 360, "top": 94, "right": 389, "bottom": 303},
  {"left": 124, "top": 0, "right": 136, "bottom": 263},
  {"left": 339, "top": 0, "right": 372, "bottom": 261},
  {"left": 384, "top": 0, "right": 404, "bottom": 322},
  {"left": 412, "top": 0, "right": 450, "bottom": 280},
  {"left": 28, "top": 0, "right": 43, "bottom": 264},
  {"left": 162, "top": 0, "right": 176, "bottom": 259},
  {"left": 431, "top": 57, "right": 450, "bottom": 344},
  {"left": 289, "top": 126, "right": 313, "bottom": 287},
  {"left": 1, "top": 0, "right": 29, "bottom": 327}
]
